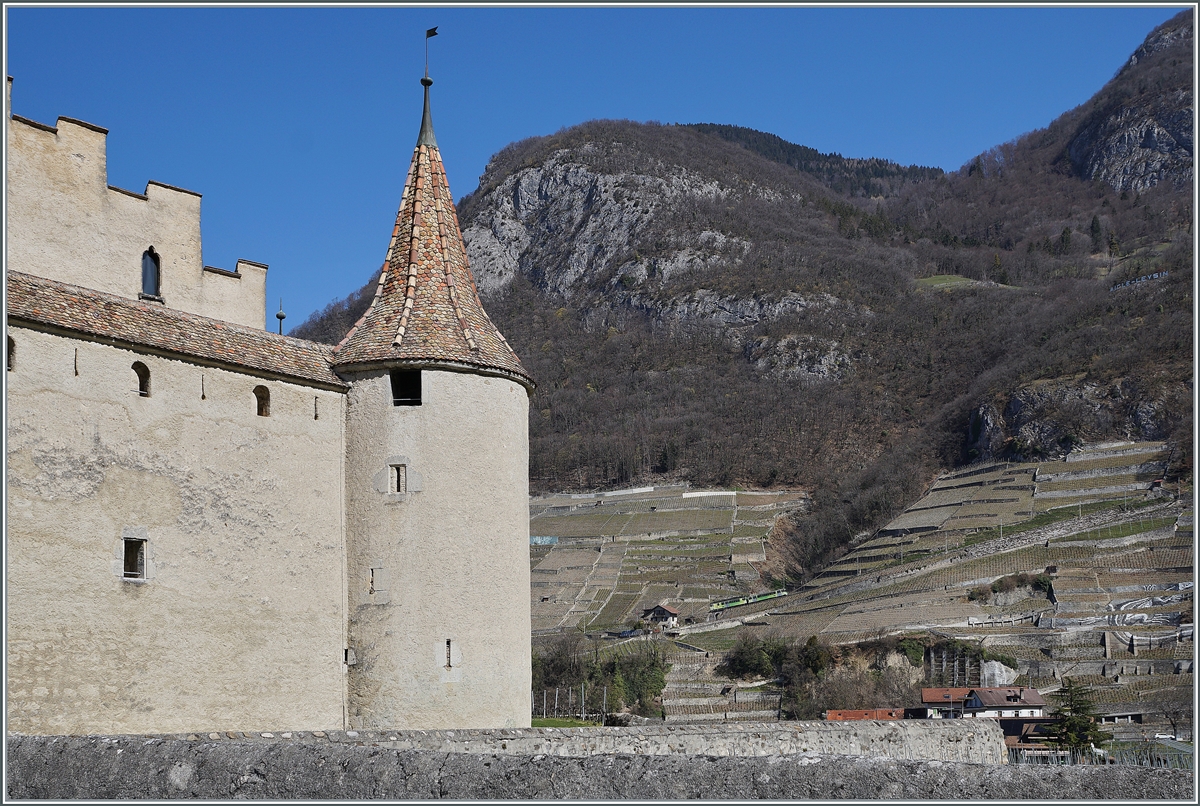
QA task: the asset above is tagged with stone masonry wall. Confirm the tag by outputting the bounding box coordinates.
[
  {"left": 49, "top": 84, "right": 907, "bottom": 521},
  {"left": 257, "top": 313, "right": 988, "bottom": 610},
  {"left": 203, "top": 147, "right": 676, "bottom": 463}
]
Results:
[
  {"left": 7, "top": 734, "right": 1193, "bottom": 800},
  {"left": 7, "top": 721, "right": 1004, "bottom": 765}
]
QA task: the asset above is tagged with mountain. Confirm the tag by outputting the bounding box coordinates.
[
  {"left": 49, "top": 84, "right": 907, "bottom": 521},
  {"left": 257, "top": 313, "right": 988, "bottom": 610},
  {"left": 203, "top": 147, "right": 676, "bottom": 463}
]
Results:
[
  {"left": 1067, "top": 12, "right": 1193, "bottom": 193},
  {"left": 291, "top": 11, "right": 1193, "bottom": 580}
]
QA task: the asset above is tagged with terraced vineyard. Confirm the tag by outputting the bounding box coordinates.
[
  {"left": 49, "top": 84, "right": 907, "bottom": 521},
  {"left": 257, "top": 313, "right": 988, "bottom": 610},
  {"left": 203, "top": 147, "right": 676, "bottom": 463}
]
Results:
[
  {"left": 528, "top": 442, "right": 1192, "bottom": 733},
  {"left": 527, "top": 485, "right": 807, "bottom": 633},
  {"left": 777, "top": 441, "right": 1192, "bottom": 735}
]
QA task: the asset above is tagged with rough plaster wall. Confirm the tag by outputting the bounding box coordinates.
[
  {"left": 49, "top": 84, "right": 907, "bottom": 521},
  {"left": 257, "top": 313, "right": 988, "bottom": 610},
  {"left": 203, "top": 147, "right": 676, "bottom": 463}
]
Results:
[
  {"left": 6, "top": 736, "right": 1194, "bottom": 800},
  {"left": 343, "top": 369, "right": 531, "bottom": 730},
  {"left": 6, "top": 113, "right": 266, "bottom": 329},
  {"left": 5, "top": 326, "right": 348, "bottom": 734},
  {"left": 199, "top": 261, "right": 269, "bottom": 330}
]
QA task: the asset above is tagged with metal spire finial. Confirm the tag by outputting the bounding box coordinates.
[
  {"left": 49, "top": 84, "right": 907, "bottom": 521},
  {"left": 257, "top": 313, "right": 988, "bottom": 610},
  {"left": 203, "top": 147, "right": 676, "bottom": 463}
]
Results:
[
  {"left": 418, "top": 27, "right": 439, "bottom": 148},
  {"left": 276, "top": 298, "right": 286, "bottom": 335}
]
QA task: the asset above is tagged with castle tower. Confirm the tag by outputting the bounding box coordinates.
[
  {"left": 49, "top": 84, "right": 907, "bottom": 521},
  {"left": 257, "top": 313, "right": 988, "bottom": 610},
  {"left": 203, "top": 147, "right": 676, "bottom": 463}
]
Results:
[{"left": 333, "top": 76, "right": 534, "bottom": 729}]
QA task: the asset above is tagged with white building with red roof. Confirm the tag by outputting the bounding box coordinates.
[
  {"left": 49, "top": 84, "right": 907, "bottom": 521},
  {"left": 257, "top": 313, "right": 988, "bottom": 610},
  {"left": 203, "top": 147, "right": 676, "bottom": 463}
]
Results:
[{"left": 643, "top": 603, "right": 681, "bottom": 629}]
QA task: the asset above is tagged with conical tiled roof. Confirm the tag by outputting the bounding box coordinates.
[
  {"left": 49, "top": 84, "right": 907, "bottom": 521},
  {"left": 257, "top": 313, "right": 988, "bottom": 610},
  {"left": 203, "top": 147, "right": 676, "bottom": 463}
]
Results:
[{"left": 332, "top": 78, "right": 533, "bottom": 392}]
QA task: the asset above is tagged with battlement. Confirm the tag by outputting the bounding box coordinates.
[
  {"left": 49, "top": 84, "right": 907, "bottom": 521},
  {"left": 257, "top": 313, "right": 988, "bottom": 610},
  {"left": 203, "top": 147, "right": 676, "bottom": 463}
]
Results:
[{"left": 5, "top": 77, "right": 267, "bottom": 329}]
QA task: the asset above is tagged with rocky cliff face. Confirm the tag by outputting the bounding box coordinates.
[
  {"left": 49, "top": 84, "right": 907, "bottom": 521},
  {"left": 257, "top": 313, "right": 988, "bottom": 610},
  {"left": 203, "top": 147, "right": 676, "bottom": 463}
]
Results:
[
  {"left": 463, "top": 146, "right": 725, "bottom": 298},
  {"left": 461, "top": 134, "right": 854, "bottom": 340},
  {"left": 1066, "top": 11, "right": 1193, "bottom": 193},
  {"left": 967, "top": 375, "right": 1191, "bottom": 462},
  {"left": 461, "top": 136, "right": 882, "bottom": 395}
]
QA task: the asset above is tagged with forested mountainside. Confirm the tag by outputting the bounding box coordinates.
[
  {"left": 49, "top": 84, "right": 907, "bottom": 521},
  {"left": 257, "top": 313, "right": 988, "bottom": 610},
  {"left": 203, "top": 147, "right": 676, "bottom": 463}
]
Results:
[
  {"left": 679, "top": 123, "right": 944, "bottom": 198},
  {"left": 292, "top": 11, "right": 1193, "bottom": 581}
]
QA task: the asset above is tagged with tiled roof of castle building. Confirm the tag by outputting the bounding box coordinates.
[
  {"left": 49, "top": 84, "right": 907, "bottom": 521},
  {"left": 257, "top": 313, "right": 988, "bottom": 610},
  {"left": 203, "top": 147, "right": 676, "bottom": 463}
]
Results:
[
  {"left": 6, "top": 271, "right": 347, "bottom": 390},
  {"left": 332, "top": 79, "right": 534, "bottom": 392}
]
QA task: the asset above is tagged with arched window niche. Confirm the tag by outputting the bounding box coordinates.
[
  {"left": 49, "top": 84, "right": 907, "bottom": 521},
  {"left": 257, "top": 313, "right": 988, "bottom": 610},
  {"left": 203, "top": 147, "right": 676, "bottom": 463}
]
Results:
[
  {"left": 132, "top": 361, "right": 151, "bottom": 397},
  {"left": 140, "top": 247, "right": 162, "bottom": 300},
  {"left": 253, "top": 385, "right": 270, "bottom": 417}
]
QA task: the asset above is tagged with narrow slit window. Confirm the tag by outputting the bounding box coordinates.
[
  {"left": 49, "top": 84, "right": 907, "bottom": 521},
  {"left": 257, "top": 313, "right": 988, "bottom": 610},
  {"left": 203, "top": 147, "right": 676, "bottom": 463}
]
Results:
[
  {"left": 141, "top": 247, "right": 161, "bottom": 298},
  {"left": 253, "top": 385, "right": 270, "bottom": 417},
  {"left": 391, "top": 464, "right": 407, "bottom": 494},
  {"left": 390, "top": 370, "right": 421, "bottom": 406},
  {"left": 123, "top": 538, "right": 146, "bottom": 579},
  {"left": 314, "top": 396, "right": 319, "bottom": 420},
  {"left": 132, "top": 361, "right": 151, "bottom": 397},
  {"left": 6, "top": 336, "right": 13, "bottom": 372},
  {"left": 445, "top": 639, "right": 453, "bottom": 669}
]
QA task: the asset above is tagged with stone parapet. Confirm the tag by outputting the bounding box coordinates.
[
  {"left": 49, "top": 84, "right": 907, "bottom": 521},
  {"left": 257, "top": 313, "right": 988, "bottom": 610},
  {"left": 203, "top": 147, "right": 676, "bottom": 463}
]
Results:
[
  {"left": 7, "top": 720, "right": 1006, "bottom": 765},
  {"left": 6, "top": 736, "right": 1192, "bottom": 800}
]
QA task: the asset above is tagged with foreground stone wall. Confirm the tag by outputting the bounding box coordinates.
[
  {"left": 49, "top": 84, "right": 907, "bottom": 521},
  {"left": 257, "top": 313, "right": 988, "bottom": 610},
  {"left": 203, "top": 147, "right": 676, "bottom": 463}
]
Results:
[
  {"left": 4, "top": 721, "right": 1002, "bottom": 764},
  {"left": 7, "top": 736, "right": 1192, "bottom": 800},
  {"left": 324, "top": 720, "right": 1005, "bottom": 763}
]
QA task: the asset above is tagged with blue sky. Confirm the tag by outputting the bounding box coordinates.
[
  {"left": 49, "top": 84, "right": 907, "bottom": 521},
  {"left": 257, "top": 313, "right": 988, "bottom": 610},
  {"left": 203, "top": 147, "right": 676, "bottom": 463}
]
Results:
[{"left": 5, "top": 4, "right": 1188, "bottom": 330}]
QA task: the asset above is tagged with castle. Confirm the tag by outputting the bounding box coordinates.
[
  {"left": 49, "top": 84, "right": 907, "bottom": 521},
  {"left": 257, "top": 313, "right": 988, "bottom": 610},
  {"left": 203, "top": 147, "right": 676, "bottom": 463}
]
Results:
[{"left": 4, "top": 74, "right": 535, "bottom": 735}]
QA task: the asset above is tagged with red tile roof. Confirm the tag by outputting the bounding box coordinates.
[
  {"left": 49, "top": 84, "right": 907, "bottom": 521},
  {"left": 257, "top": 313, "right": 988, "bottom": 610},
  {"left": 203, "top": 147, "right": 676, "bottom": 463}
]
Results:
[
  {"left": 826, "top": 709, "right": 905, "bottom": 721},
  {"left": 333, "top": 81, "right": 534, "bottom": 392},
  {"left": 969, "top": 688, "right": 1047, "bottom": 707},
  {"left": 921, "top": 687, "right": 973, "bottom": 705},
  {"left": 6, "top": 271, "right": 346, "bottom": 390}
]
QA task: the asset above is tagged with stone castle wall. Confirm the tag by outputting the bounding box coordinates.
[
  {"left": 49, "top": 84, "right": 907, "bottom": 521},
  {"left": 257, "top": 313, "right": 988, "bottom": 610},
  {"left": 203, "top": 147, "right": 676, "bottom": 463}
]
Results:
[
  {"left": 5, "top": 326, "right": 348, "bottom": 734},
  {"left": 342, "top": 368, "right": 531, "bottom": 729}
]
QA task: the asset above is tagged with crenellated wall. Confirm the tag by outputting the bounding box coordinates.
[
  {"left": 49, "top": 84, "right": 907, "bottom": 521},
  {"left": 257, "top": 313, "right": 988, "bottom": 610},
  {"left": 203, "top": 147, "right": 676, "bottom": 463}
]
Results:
[{"left": 5, "top": 78, "right": 267, "bottom": 329}]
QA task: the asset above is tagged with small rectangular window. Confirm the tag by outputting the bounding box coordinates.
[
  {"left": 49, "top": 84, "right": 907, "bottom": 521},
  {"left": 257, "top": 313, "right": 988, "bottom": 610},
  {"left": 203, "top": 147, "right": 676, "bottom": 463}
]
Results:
[
  {"left": 123, "top": 538, "right": 146, "bottom": 579},
  {"left": 390, "top": 370, "right": 421, "bottom": 406},
  {"left": 446, "top": 639, "right": 453, "bottom": 669},
  {"left": 369, "top": 567, "right": 387, "bottom": 594},
  {"left": 391, "top": 465, "right": 407, "bottom": 494}
]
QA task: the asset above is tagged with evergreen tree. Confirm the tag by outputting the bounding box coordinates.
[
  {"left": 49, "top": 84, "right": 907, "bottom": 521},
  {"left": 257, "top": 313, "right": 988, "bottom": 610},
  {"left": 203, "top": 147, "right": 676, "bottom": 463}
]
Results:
[
  {"left": 1046, "top": 678, "right": 1111, "bottom": 752},
  {"left": 1058, "top": 226, "right": 1072, "bottom": 255},
  {"left": 1090, "top": 215, "right": 1103, "bottom": 252},
  {"left": 991, "top": 253, "right": 1008, "bottom": 284}
]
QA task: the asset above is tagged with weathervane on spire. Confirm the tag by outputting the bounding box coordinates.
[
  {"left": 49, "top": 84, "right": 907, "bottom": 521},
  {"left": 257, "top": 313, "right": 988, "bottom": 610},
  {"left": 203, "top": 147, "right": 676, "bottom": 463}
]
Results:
[{"left": 424, "top": 26, "right": 438, "bottom": 80}]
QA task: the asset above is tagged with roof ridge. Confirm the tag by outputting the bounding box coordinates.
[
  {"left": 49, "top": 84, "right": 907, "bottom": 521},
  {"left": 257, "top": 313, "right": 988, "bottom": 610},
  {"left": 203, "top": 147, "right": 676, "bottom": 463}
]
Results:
[
  {"left": 7, "top": 271, "right": 346, "bottom": 390},
  {"left": 334, "top": 266, "right": 388, "bottom": 352},
  {"left": 391, "top": 144, "right": 424, "bottom": 347},
  {"left": 427, "top": 147, "right": 478, "bottom": 353}
]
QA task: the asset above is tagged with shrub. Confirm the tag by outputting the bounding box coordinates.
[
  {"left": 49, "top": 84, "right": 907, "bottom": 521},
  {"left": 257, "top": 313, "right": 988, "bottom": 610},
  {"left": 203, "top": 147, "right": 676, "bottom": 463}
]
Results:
[
  {"left": 717, "top": 634, "right": 776, "bottom": 679},
  {"left": 987, "top": 572, "right": 1042, "bottom": 596},
  {"left": 898, "top": 638, "right": 925, "bottom": 668}
]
